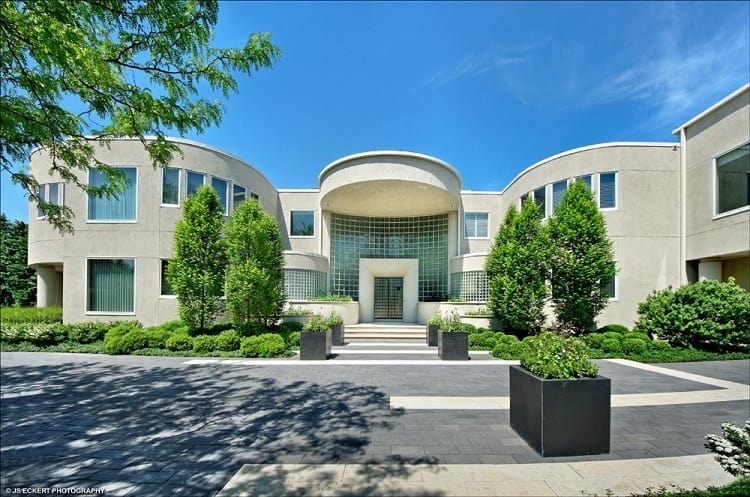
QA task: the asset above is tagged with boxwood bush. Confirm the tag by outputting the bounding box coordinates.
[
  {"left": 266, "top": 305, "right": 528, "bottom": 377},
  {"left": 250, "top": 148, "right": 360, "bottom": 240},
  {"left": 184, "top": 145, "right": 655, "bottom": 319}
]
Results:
[
  {"left": 192, "top": 335, "right": 217, "bottom": 354},
  {"left": 596, "top": 324, "right": 629, "bottom": 334},
  {"left": 520, "top": 331, "right": 598, "bottom": 379},
  {"left": 103, "top": 322, "right": 145, "bottom": 354},
  {"left": 469, "top": 330, "right": 499, "bottom": 349},
  {"left": 601, "top": 337, "right": 622, "bottom": 354},
  {"left": 165, "top": 333, "right": 193, "bottom": 351},
  {"left": 240, "top": 333, "right": 286, "bottom": 357},
  {"left": 64, "top": 322, "right": 110, "bottom": 344},
  {"left": 278, "top": 321, "right": 304, "bottom": 333},
  {"left": 635, "top": 278, "right": 750, "bottom": 352},
  {"left": 214, "top": 330, "right": 241, "bottom": 351},
  {"left": 622, "top": 338, "right": 648, "bottom": 354}
]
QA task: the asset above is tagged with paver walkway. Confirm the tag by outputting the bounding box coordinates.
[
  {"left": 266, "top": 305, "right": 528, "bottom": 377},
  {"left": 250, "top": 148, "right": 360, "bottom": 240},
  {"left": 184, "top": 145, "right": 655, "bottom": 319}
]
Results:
[{"left": 1, "top": 350, "right": 748, "bottom": 496}]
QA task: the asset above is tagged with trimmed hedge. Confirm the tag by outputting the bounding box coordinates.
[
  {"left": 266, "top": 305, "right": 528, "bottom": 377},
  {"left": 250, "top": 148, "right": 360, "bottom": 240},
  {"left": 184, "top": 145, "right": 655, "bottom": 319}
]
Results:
[
  {"left": 240, "top": 333, "right": 286, "bottom": 357},
  {"left": 0, "top": 306, "right": 62, "bottom": 324},
  {"left": 165, "top": 333, "right": 193, "bottom": 351}
]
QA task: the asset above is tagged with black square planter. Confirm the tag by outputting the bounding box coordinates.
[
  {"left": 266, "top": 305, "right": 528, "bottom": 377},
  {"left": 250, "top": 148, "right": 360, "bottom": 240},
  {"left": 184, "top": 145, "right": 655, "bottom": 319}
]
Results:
[
  {"left": 509, "top": 364, "right": 611, "bottom": 457},
  {"left": 330, "top": 324, "right": 344, "bottom": 346},
  {"left": 426, "top": 324, "right": 438, "bottom": 346},
  {"left": 299, "top": 330, "right": 332, "bottom": 360},
  {"left": 438, "top": 330, "right": 469, "bottom": 360}
]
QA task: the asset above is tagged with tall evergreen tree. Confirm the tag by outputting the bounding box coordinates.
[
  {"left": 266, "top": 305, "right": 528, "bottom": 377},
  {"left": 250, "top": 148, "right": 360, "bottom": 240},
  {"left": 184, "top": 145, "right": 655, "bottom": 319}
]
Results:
[
  {"left": 225, "top": 199, "right": 285, "bottom": 334},
  {"left": 485, "top": 199, "right": 550, "bottom": 336},
  {"left": 167, "top": 186, "right": 226, "bottom": 331},
  {"left": 0, "top": 214, "right": 37, "bottom": 307},
  {"left": 548, "top": 180, "right": 617, "bottom": 333}
]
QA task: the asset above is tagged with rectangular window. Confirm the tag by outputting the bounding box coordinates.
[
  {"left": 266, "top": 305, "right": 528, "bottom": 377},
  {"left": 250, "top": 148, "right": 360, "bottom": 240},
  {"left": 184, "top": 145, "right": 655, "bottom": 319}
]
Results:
[
  {"left": 291, "top": 210, "right": 315, "bottom": 236},
  {"left": 716, "top": 143, "right": 750, "bottom": 215},
  {"left": 37, "top": 182, "right": 64, "bottom": 218},
  {"left": 160, "top": 260, "right": 173, "bottom": 296},
  {"left": 599, "top": 172, "right": 617, "bottom": 209},
  {"left": 533, "top": 186, "right": 546, "bottom": 215},
  {"left": 186, "top": 171, "right": 205, "bottom": 197},
  {"left": 552, "top": 180, "right": 567, "bottom": 212},
  {"left": 464, "top": 212, "right": 489, "bottom": 238},
  {"left": 211, "top": 177, "right": 228, "bottom": 214},
  {"left": 579, "top": 175, "right": 593, "bottom": 191},
  {"left": 250, "top": 192, "right": 259, "bottom": 201},
  {"left": 87, "top": 259, "right": 135, "bottom": 313},
  {"left": 161, "top": 168, "right": 180, "bottom": 206},
  {"left": 232, "top": 184, "right": 247, "bottom": 210},
  {"left": 602, "top": 276, "right": 616, "bottom": 300},
  {"left": 88, "top": 167, "right": 137, "bottom": 221}
]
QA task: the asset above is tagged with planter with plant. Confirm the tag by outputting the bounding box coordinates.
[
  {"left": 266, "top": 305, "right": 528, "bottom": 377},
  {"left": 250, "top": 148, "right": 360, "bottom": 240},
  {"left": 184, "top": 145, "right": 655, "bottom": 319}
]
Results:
[
  {"left": 300, "top": 315, "right": 332, "bottom": 360},
  {"left": 438, "top": 311, "right": 469, "bottom": 360},
  {"left": 426, "top": 313, "right": 441, "bottom": 346},
  {"left": 326, "top": 311, "right": 345, "bottom": 346},
  {"left": 510, "top": 331, "right": 610, "bottom": 457}
]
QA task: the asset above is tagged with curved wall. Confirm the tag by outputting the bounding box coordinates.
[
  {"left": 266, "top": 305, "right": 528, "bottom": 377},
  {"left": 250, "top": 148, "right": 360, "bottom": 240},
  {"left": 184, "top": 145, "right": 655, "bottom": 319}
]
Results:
[{"left": 28, "top": 138, "right": 279, "bottom": 325}]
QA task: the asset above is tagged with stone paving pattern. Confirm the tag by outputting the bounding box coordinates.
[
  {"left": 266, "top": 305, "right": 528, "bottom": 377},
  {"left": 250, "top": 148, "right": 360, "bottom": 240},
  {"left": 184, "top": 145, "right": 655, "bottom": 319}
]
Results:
[{"left": 1, "top": 352, "right": 748, "bottom": 496}]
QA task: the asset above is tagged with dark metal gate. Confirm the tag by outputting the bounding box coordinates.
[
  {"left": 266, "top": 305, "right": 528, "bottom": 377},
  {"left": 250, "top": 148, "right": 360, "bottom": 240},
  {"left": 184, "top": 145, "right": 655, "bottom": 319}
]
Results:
[{"left": 373, "top": 277, "right": 403, "bottom": 320}]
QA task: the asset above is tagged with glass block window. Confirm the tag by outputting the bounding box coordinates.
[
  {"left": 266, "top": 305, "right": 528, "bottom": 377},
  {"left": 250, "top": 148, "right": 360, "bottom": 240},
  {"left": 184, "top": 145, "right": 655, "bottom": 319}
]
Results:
[
  {"left": 186, "top": 171, "right": 205, "bottom": 197},
  {"left": 533, "top": 186, "right": 546, "bottom": 215},
  {"left": 291, "top": 211, "right": 315, "bottom": 236},
  {"left": 211, "top": 177, "right": 228, "bottom": 214},
  {"left": 87, "top": 259, "right": 135, "bottom": 313},
  {"left": 284, "top": 269, "right": 328, "bottom": 300},
  {"left": 88, "top": 167, "right": 137, "bottom": 221},
  {"left": 450, "top": 271, "right": 488, "bottom": 302},
  {"left": 464, "top": 212, "right": 489, "bottom": 238},
  {"left": 161, "top": 259, "right": 173, "bottom": 296},
  {"left": 599, "top": 172, "right": 617, "bottom": 209},
  {"left": 37, "top": 182, "right": 64, "bottom": 218},
  {"left": 330, "top": 213, "right": 449, "bottom": 301},
  {"left": 552, "top": 180, "right": 567, "bottom": 212},
  {"left": 716, "top": 143, "right": 749, "bottom": 214},
  {"left": 233, "top": 184, "right": 246, "bottom": 210},
  {"left": 162, "top": 168, "right": 179, "bottom": 206}
]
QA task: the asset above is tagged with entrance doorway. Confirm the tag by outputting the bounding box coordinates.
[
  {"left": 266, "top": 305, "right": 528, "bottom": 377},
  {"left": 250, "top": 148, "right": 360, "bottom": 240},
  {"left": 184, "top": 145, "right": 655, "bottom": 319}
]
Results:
[{"left": 373, "top": 277, "right": 403, "bottom": 320}]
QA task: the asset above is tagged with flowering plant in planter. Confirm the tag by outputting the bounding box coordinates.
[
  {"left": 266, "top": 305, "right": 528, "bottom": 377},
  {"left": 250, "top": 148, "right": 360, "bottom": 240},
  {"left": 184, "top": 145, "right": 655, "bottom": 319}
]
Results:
[
  {"left": 302, "top": 315, "right": 330, "bottom": 332},
  {"left": 440, "top": 310, "right": 463, "bottom": 332},
  {"left": 520, "top": 331, "right": 598, "bottom": 379},
  {"left": 325, "top": 311, "right": 345, "bottom": 346}
]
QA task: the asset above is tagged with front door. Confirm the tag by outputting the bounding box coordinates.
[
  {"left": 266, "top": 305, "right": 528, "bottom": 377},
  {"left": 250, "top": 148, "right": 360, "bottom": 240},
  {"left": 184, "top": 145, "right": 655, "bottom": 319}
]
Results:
[{"left": 373, "top": 277, "right": 403, "bottom": 320}]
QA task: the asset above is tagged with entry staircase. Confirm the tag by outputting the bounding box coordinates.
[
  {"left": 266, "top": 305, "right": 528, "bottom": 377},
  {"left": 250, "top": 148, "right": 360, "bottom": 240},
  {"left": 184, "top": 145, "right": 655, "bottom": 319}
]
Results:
[{"left": 343, "top": 322, "right": 426, "bottom": 343}]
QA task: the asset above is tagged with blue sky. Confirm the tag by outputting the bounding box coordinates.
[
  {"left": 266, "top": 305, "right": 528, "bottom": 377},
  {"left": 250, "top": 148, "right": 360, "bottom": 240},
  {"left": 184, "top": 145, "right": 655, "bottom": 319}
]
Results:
[{"left": 2, "top": 0, "right": 749, "bottom": 222}]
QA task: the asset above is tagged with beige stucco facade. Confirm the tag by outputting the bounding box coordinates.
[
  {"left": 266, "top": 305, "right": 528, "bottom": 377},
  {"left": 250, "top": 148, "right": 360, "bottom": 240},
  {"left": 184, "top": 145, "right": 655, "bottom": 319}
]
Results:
[{"left": 28, "top": 85, "right": 750, "bottom": 328}]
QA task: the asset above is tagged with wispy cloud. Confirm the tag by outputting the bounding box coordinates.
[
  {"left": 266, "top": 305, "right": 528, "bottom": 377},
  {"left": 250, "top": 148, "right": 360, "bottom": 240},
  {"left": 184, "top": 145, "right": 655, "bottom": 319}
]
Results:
[{"left": 584, "top": 14, "right": 750, "bottom": 126}]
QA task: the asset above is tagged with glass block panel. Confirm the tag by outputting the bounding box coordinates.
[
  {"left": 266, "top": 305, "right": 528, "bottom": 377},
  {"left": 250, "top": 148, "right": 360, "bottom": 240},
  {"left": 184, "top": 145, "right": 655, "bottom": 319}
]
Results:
[
  {"left": 283, "top": 269, "right": 328, "bottom": 300},
  {"left": 450, "top": 271, "right": 488, "bottom": 302},
  {"left": 330, "top": 213, "right": 449, "bottom": 301}
]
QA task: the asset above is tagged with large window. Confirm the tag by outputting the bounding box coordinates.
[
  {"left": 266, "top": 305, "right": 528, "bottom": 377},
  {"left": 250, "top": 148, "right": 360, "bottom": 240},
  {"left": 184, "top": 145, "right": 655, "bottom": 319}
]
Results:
[
  {"left": 88, "top": 167, "right": 137, "bottom": 221},
  {"left": 552, "top": 180, "right": 567, "bottom": 212},
  {"left": 533, "top": 186, "right": 546, "bottom": 215},
  {"left": 464, "top": 212, "right": 488, "bottom": 238},
  {"left": 599, "top": 172, "right": 617, "bottom": 209},
  {"left": 233, "top": 184, "right": 246, "bottom": 210},
  {"left": 716, "top": 144, "right": 750, "bottom": 215},
  {"left": 211, "top": 177, "right": 228, "bottom": 214},
  {"left": 291, "top": 211, "right": 315, "bottom": 236},
  {"left": 186, "top": 171, "right": 205, "bottom": 197},
  {"left": 87, "top": 259, "right": 135, "bottom": 313},
  {"left": 162, "top": 168, "right": 180, "bottom": 206},
  {"left": 37, "top": 182, "right": 64, "bottom": 218},
  {"left": 160, "top": 260, "right": 173, "bottom": 296}
]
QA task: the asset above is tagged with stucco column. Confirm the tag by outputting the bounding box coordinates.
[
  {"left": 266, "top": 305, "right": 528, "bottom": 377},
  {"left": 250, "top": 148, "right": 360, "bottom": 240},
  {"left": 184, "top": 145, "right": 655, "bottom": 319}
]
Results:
[
  {"left": 698, "top": 260, "right": 722, "bottom": 282},
  {"left": 36, "top": 266, "right": 57, "bottom": 307}
]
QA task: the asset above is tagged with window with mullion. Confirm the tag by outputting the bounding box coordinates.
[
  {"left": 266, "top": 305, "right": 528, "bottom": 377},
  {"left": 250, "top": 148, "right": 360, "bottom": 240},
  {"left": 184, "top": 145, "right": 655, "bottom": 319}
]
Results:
[{"left": 464, "top": 212, "right": 488, "bottom": 238}]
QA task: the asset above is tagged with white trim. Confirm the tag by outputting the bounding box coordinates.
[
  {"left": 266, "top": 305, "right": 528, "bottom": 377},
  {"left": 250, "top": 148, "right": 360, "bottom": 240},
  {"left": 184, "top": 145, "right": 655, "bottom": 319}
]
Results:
[
  {"left": 86, "top": 165, "right": 139, "bottom": 223},
  {"left": 500, "top": 142, "right": 675, "bottom": 194},
  {"left": 290, "top": 210, "right": 316, "bottom": 238},
  {"left": 210, "top": 175, "right": 230, "bottom": 216},
  {"left": 713, "top": 141, "right": 750, "bottom": 218},
  {"left": 597, "top": 171, "right": 618, "bottom": 210},
  {"left": 184, "top": 169, "right": 207, "bottom": 198},
  {"left": 463, "top": 212, "right": 490, "bottom": 239},
  {"left": 84, "top": 257, "right": 137, "bottom": 315},
  {"left": 672, "top": 83, "right": 750, "bottom": 134},
  {"left": 319, "top": 150, "right": 462, "bottom": 187},
  {"left": 278, "top": 188, "right": 320, "bottom": 193},
  {"left": 460, "top": 190, "right": 503, "bottom": 195},
  {"left": 160, "top": 167, "right": 181, "bottom": 207}
]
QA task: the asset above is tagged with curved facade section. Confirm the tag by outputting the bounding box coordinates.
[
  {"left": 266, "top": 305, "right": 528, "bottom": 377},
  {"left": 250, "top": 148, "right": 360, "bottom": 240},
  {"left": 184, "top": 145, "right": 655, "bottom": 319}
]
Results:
[
  {"left": 28, "top": 137, "right": 279, "bottom": 326},
  {"left": 318, "top": 151, "right": 461, "bottom": 216}
]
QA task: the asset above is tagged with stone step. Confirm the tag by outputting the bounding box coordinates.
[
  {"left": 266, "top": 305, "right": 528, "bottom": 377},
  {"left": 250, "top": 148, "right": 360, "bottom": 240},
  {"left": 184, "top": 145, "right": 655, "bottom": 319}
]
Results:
[{"left": 344, "top": 324, "right": 427, "bottom": 343}]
